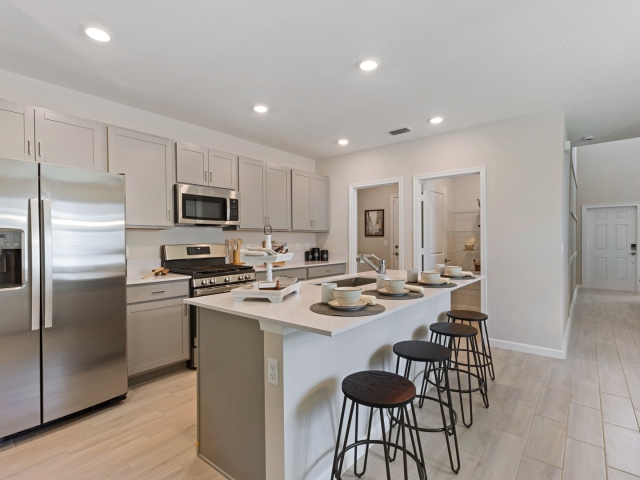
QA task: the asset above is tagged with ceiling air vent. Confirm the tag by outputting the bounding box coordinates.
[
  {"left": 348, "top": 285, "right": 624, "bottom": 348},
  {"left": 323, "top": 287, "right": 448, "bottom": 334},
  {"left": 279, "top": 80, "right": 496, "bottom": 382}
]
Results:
[{"left": 388, "top": 127, "right": 412, "bottom": 136}]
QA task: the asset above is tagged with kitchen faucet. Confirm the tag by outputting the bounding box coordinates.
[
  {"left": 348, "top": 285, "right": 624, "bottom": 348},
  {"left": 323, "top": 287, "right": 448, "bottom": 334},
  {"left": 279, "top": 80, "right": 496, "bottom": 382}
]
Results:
[{"left": 356, "top": 254, "right": 386, "bottom": 274}]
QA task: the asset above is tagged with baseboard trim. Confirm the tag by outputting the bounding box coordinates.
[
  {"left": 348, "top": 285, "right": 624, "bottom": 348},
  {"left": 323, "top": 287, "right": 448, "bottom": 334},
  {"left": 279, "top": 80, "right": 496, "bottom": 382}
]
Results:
[{"left": 489, "top": 338, "right": 566, "bottom": 359}]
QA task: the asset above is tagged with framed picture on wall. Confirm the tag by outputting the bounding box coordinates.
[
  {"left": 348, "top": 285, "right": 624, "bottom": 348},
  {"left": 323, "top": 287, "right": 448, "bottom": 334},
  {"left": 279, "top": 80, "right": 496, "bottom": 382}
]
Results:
[{"left": 364, "top": 209, "right": 384, "bottom": 236}]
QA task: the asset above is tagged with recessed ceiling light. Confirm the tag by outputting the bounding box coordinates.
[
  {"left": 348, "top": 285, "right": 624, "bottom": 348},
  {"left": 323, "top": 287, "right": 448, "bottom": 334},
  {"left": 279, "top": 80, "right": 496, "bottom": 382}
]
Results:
[
  {"left": 359, "top": 59, "right": 379, "bottom": 71},
  {"left": 85, "top": 27, "right": 110, "bottom": 42},
  {"left": 429, "top": 117, "right": 444, "bottom": 124},
  {"left": 253, "top": 105, "right": 268, "bottom": 113},
  {"left": 338, "top": 139, "right": 349, "bottom": 146}
]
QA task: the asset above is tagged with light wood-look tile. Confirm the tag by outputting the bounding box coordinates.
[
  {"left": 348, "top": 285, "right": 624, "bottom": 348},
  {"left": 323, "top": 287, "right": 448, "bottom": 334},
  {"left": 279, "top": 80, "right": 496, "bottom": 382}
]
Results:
[
  {"left": 598, "top": 355, "right": 624, "bottom": 375},
  {"left": 523, "top": 358, "right": 550, "bottom": 380},
  {"left": 596, "top": 342, "right": 620, "bottom": 359},
  {"left": 473, "top": 429, "right": 526, "bottom": 480},
  {"left": 495, "top": 364, "right": 524, "bottom": 388},
  {"left": 513, "top": 375, "right": 544, "bottom": 403},
  {"left": 515, "top": 455, "right": 561, "bottom": 480},
  {"left": 535, "top": 388, "right": 570, "bottom": 422},
  {"left": 600, "top": 372, "right": 631, "bottom": 398},
  {"left": 456, "top": 409, "right": 501, "bottom": 457},
  {"left": 543, "top": 368, "right": 572, "bottom": 393},
  {"left": 603, "top": 423, "right": 640, "bottom": 477},
  {"left": 629, "top": 383, "right": 640, "bottom": 409},
  {"left": 601, "top": 393, "right": 639, "bottom": 430},
  {"left": 572, "top": 361, "right": 599, "bottom": 384},
  {"left": 562, "top": 438, "right": 606, "bottom": 480},
  {"left": 523, "top": 415, "right": 566, "bottom": 468},
  {"left": 495, "top": 397, "right": 537, "bottom": 438},
  {"left": 427, "top": 448, "right": 479, "bottom": 480},
  {"left": 624, "top": 364, "right": 640, "bottom": 385},
  {"left": 619, "top": 350, "right": 640, "bottom": 367},
  {"left": 607, "top": 467, "right": 640, "bottom": 480},
  {"left": 570, "top": 379, "right": 601, "bottom": 409},
  {"left": 566, "top": 403, "right": 603, "bottom": 447}
]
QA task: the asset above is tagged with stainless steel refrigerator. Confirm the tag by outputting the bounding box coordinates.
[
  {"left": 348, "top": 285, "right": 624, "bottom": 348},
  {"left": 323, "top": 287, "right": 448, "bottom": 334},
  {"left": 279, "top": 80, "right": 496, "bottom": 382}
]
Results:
[{"left": 0, "top": 157, "right": 127, "bottom": 439}]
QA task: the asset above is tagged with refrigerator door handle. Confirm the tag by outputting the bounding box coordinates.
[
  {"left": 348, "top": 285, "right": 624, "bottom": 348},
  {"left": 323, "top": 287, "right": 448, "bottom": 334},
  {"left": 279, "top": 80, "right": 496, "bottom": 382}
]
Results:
[
  {"left": 29, "top": 199, "right": 40, "bottom": 331},
  {"left": 42, "top": 198, "right": 53, "bottom": 329}
]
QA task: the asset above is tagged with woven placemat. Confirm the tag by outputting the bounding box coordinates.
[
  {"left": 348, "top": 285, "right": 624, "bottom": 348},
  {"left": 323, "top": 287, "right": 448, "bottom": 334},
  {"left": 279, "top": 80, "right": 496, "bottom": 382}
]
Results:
[
  {"left": 362, "top": 289, "right": 424, "bottom": 300},
  {"left": 405, "top": 281, "right": 458, "bottom": 289},
  {"left": 309, "top": 302, "right": 386, "bottom": 317}
]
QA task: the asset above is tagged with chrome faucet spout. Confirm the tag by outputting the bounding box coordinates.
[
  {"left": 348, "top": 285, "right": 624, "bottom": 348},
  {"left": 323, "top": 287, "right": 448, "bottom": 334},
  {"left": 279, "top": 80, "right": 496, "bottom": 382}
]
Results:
[{"left": 356, "top": 254, "right": 386, "bottom": 274}]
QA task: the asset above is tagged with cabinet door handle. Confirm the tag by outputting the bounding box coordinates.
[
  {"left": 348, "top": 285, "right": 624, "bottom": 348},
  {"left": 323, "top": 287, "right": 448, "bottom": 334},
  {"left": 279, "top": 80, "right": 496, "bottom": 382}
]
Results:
[
  {"left": 151, "top": 290, "right": 165, "bottom": 295},
  {"left": 27, "top": 140, "right": 32, "bottom": 155},
  {"left": 184, "top": 304, "right": 188, "bottom": 315},
  {"left": 204, "top": 170, "right": 207, "bottom": 181},
  {"left": 38, "top": 141, "right": 42, "bottom": 157},
  {"left": 209, "top": 172, "right": 212, "bottom": 183}
]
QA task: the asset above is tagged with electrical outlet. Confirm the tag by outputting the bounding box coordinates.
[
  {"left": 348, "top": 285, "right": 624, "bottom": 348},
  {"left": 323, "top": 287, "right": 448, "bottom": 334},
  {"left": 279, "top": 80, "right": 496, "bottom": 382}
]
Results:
[
  {"left": 383, "top": 241, "right": 388, "bottom": 247},
  {"left": 296, "top": 243, "right": 300, "bottom": 251},
  {"left": 246, "top": 243, "right": 251, "bottom": 248},
  {"left": 267, "top": 358, "right": 279, "bottom": 386},
  {"left": 305, "top": 242, "right": 310, "bottom": 250}
]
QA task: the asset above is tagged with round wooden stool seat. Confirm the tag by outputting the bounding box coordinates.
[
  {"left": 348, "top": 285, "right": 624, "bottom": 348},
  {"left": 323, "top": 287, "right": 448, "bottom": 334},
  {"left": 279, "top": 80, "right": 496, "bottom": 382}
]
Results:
[
  {"left": 430, "top": 322, "right": 478, "bottom": 338},
  {"left": 342, "top": 371, "right": 415, "bottom": 409},
  {"left": 447, "top": 310, "right": 488, "bottom": 322},
  {"left": 393, "top": 340, "right": 451, "bottom": 363}
]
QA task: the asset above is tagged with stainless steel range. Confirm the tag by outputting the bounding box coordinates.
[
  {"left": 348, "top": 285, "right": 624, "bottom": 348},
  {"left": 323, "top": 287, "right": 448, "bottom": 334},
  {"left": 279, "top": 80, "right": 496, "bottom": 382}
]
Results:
[{"left": 161, "top": 244, "right": 256, "bottom": 368}]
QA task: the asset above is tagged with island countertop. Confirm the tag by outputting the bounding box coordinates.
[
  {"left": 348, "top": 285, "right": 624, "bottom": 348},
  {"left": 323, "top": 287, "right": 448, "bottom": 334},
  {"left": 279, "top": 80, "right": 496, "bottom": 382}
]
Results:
[{"left": 185, "top": 270, "right": 484, "bottom": 337}]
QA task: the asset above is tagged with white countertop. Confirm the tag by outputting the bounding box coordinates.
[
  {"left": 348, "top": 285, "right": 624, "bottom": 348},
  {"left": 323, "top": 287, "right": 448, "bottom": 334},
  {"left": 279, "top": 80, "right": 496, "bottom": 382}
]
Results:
[
  {"left": 127, "top": 273, "right": 190, "bottom": 286},
  {"left": 185, "top": 270, "right": 484, "bottom": 336},
  {"left": 252, "top": 259, "right": 346, "bottom": 272}
]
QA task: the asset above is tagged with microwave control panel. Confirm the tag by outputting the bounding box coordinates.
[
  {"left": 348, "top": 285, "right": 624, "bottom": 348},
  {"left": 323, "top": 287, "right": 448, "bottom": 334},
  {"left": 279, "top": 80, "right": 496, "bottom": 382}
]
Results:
[{"left": 229, "top": 199, "right": 239, "bottom": 221}]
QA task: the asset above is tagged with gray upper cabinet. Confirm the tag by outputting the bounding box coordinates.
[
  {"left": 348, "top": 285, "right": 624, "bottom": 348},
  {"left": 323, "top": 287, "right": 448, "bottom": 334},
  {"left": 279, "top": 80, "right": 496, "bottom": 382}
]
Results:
[
  {"left": 238, "top": 156, "right": 267, "bottom": 229},
  {"left": 34, "top": 109, "right": 102, "bottom": 170},
  {"left": 311, "top": 174, "right": 330, "bottom": 231},
  {"left": 208, "top": 150, "right": 238, "bottom": 190},
  {"left": 176, "top": 143, "right": 238, "bottom": 190},
  {"left": 0, "top": 99, "right": 35, "bottom": 162},
  {"left": 266, "top": 164, "right": 291, "bottom": 230},
  {"left": 108, "top": 127, "right": 173, "bottom": 228},
  {"left": 176, "top": 142, "right": 208, "bottom": 186},
  {"left": 291, "top": 170, "right": 313, "bottom": 231},
  {"left": 292, "top": 170, "right": 330, "bottom": 231}
]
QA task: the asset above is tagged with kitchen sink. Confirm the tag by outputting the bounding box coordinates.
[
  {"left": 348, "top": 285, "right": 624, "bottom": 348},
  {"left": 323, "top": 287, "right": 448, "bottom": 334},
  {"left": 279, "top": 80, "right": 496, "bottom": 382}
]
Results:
[{"left": 320, "top": 277, "right": 377, "bottom": 288}]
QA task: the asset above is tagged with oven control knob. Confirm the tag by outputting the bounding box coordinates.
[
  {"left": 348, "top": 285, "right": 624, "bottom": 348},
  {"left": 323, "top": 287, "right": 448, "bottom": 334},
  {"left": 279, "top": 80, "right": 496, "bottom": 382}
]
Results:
[
  {"left": 239, "top": 274, "right": 245, "bottom": 280},
  {"left": 201, "top": 279, "right": 208, "bottom": 285},
  {"left": 211, "top": 278, "right": 216, "bottom": 284},
  {"left": 224, "top": 277, "right": 230, "bottom": 283}
]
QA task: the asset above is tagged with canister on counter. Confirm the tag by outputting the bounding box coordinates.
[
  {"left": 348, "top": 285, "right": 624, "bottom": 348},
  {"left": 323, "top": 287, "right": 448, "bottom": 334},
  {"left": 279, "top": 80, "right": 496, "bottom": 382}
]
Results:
[
  {"left": 320, "top": 249, "right": 329, "bottom": 261},
  {"left": 310, "top": 247, "right": 320, "bottom": 261},
  {"left": 305, "top": 251, "right": 312, "bottom": 261}
]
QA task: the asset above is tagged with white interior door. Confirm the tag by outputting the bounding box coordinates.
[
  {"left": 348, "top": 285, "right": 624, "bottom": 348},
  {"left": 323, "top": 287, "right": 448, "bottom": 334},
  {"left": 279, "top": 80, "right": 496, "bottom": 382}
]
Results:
[
  {"left": 586, "top": 206, "right": 637, "bottom": 291},
  {"left": 422, "top": 182, "right": 448, "bottom": 270},
  {"left": 391, "top": 194, "right": 400, "bottom": 269}
]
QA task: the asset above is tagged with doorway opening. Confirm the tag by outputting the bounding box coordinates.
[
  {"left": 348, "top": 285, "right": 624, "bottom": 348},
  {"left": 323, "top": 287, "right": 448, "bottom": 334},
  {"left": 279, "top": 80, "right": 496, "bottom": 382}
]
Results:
[
  {"left": 413, "top": 168, "right": 487, "bottom": 312},
  {"left": 582, "top": 203, "right": 639, "bottom": 292},
  {"left": 348, "top": 178, "right": 404, "bottom": 274}
]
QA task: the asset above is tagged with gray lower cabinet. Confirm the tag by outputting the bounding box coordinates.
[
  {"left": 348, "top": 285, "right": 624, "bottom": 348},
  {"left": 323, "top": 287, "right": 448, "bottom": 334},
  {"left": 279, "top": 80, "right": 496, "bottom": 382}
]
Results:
[{"left": 127, "top": 283, "right": 190, "bottom": 376}]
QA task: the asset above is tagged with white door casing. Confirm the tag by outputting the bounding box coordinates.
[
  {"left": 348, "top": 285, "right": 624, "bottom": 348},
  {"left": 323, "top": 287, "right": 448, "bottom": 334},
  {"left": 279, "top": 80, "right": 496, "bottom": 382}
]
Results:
[
  {"left": 391, "top": 194, "right": 400, "bottom": 269},
  {"left": 585, "top": 206, "right": 637, "bottom": 291},
  {"left": 422, "top": 181, "right": 448, "bottom": 270}
]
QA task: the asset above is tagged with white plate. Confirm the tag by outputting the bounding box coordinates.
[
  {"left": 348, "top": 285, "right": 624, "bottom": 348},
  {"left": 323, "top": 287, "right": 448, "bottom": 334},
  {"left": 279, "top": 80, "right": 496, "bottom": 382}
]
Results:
[
  {"left": 377, "top": 288, "right": 410, "bottom": 296},
  {"left": 328, "top": 299, "right": 368, "bottom": 311}
]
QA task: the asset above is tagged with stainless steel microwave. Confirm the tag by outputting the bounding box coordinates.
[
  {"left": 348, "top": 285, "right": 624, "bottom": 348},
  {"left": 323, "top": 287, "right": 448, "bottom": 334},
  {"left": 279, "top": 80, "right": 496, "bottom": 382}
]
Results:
[{"left": 174, "top": 184, "right": 240, "bottom": 226}]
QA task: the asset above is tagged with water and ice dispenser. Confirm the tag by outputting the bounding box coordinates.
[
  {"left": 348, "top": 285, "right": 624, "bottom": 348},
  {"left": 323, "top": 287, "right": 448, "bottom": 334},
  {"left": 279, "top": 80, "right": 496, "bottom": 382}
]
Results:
[{"left": 0, "top": 230, "right": 23, "bottom": 289}]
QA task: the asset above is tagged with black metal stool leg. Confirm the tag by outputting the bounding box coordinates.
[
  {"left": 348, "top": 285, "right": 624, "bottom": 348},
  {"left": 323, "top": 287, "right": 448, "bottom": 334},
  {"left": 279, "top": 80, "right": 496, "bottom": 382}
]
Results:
[
  {"left": 330, "top": 397, "right": 348, "bottom": 480},
  {"left": 379, "top": 409, "right": 392, "bottom": 480},
  {"left": 353, "top": 407, "right": 374, "bottom": 478},
  {"left": 336, "top": 400, "right": 355, "bottom": 478},
  {"left": 409, "top": 402, "right": 426, "bottom": 477},
  {"left": 482, "top": 321, "right": 496, "bottom": 380},
  {"left": 435, "top": 360, "right": 460, "bottom": 473},
  {"left": 471, "top": 336, "right": 489, "bottom": 408}
]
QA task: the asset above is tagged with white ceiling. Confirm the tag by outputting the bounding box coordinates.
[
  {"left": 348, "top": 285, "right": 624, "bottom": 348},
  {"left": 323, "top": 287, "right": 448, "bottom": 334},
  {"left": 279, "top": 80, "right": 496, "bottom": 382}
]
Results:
[{"left": 1, "top": 0, "right": 640, "bottom": 159}]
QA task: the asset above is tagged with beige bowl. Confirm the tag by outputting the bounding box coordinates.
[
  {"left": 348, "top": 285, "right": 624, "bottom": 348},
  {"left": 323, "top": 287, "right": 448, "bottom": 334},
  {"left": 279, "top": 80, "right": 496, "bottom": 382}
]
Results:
[
  {"left": 445, "top": 265, "right": 462, "bottom": 276},
  {"left": 333, "top": 287, "right": 362, "bottom": 306},
  {"left": 383, "top": 278, "right": 406, "bottom": 293},
  {"left": 434, "top": 264, "right": 446, "bottom": 274},
  {"left": 421, "top": 271, "right": 441, "bottom": 283}
]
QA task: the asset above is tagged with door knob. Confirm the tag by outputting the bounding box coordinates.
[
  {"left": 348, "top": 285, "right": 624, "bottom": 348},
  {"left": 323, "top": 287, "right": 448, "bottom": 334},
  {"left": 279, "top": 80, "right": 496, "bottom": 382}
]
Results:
[
  {"left": 395, "top": 245, "right": 398, "bottom": 249},
  {"left": 631, "top": 252, "right": 636, "bottom": 256},
  {"left": 394, "top": 252, "right": 399, "bottom": 256}
]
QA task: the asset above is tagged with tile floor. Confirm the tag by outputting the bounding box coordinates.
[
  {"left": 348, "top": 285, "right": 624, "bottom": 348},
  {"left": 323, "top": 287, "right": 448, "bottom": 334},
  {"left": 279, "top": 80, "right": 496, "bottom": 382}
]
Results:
[
  {"left": 1, "top": 288, "right": 639, "bottom": 479},
  {"left": 340, "top": 288, "right": 640, "bottom": 480}
]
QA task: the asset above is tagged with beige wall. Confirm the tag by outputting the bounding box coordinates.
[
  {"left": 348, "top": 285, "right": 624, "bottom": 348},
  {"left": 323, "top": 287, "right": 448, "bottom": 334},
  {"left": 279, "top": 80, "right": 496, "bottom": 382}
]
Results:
[
  {"left": 576, "top": 136, "right": 640, "bottom": 285},
  {"left": 317, "top": 111, "right": 568, "bottom": 352},
  {"left": 357, "top": 184, "right": 399, "bottom": 272},
  {"left": 450, "top": 174, "right": 480, "bottom": 212}
]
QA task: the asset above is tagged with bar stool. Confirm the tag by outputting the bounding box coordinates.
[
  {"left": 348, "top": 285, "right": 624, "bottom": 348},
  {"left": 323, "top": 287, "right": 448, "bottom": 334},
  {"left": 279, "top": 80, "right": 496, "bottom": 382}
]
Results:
[
  {"left": 330, "top": 370, "right": 426, "bottom": 480},
  {"left": 391, "top": 340, "right": 461, "bottom": 473},
  {"left": 447, "top": 310, "right": 495, "bottom": 381},
  {"left": 429, "top": 322, "right": 488, "bottom": 427}
]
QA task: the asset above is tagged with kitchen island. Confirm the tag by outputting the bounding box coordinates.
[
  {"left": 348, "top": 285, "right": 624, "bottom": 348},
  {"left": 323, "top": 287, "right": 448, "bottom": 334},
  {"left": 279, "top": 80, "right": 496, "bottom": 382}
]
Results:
[{"left": 185, "top": 270, "right": 484, "bottom": 480}]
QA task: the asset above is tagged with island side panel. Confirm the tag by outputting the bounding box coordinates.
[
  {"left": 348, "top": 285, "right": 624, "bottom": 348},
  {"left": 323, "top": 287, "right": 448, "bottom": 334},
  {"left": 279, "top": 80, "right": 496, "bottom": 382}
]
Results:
[
  {"left": 198, "top": 309, "right": 267, "bottom": 480},
  {"left": 281, "top": 293, "right": 451, "bottom": 480},
  {"left": 264, "top": 331, "right": 285, "bottom": 480}
]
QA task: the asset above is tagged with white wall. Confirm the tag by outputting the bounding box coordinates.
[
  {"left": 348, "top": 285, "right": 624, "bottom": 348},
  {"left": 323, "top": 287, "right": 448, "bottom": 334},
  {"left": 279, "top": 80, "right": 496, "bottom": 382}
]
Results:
[
  {"left": 356, "top": 184, "right": 399, "bottom": 272},
  {"left": 317, "top": 111, "right": 568, "bottom": 352},
  {"left": 450, "top": 174, "right": 480, "bottom": 212},
  {"left": 0, "top": 68, "right": 317, "bottom": 265},
  {"left": 576, "top": 136, "right": 640, "bottom": 284}
]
